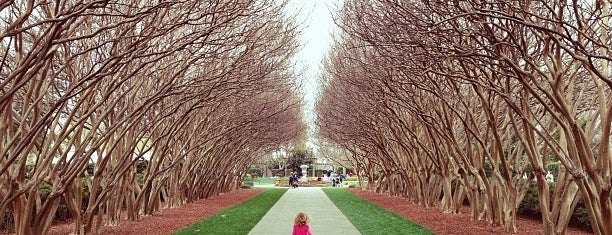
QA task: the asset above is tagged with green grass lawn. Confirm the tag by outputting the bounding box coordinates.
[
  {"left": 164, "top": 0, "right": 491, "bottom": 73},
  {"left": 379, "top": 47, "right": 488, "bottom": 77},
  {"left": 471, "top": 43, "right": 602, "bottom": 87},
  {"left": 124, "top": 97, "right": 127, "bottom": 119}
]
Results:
[
  {"left": 323, "top": 188, "right": 434, "bottom": 235},
  {"left": 173, "top": 188, "right": 287, "bottom": 235}
]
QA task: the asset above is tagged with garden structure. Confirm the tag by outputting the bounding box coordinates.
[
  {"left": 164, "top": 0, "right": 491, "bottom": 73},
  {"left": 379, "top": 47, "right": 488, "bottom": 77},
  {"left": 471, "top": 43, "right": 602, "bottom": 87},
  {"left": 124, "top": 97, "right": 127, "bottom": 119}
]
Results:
[{"left": 1, "top": 0, "right": 610, "bottom": 235}]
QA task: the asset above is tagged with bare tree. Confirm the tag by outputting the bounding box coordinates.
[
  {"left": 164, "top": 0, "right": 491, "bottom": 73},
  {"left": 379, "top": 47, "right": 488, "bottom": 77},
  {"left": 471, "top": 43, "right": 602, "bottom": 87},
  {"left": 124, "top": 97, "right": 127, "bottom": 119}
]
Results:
[
  {"left": 318, "top": 0, "right": 610, "bottom": 234},
  {"left": 1, "top": 0, "right": 303, "bottom": 234}
]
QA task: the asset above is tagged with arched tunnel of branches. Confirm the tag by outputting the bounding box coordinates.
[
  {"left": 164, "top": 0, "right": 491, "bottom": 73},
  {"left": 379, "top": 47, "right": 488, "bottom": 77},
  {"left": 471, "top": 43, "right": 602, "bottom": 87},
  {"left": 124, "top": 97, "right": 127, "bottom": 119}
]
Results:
[
  {"left": 1, "top": 0, "right": 611, "bottom": 235},
  {"left": 1, "top": 1, "right": 304, "bottom": 234},
  {"left": 317, "top": 1, "right": 610, "bottom": 235}
]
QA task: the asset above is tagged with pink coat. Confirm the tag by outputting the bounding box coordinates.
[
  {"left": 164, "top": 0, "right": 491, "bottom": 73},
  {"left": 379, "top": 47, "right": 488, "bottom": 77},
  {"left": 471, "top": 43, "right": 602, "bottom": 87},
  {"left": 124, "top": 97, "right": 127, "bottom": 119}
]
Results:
[{"left": 292, "top": 224, "right": 312, "bottom": 235}]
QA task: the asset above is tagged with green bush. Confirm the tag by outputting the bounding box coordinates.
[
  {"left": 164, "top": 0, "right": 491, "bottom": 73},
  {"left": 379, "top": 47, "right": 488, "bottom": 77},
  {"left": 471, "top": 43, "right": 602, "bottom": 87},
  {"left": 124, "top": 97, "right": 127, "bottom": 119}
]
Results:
[
  {"left": 545, "top": 162, "right": 559, "bottom": 178},
  {"left": 243, "top": 174, "right": 253, "bottom": 180},
  {"left": 1, "top": 210, "right": 14, "bottom": 232},
  {"left": 569, "top": 203, "right": 592, "bottom": 229},
  {"left": 241, "top": 178, "right": 254, "bottom": 189},
  {"left": 517, "top": 183, "right": 541, "bottom": 217},
  {"left": 247, "top": 167, "right": 262, "bottom": 178},
  {"left": 517, "top": 183, "right": 591, "bottom": 230},
  {"left": 2, "top": 179, "right": 92, "bottom": 231},
  {"left": 483, "top": 160, "right": 493, "bottom": 178},
  {"left": 38, "top": 182, "right": 53, "bottom": 192},
  {"left": 242, "top": 176, "right": 254, "bottom": 183},
  {"left": 135, "top": 173, "right": 144, "bottom": 187}
]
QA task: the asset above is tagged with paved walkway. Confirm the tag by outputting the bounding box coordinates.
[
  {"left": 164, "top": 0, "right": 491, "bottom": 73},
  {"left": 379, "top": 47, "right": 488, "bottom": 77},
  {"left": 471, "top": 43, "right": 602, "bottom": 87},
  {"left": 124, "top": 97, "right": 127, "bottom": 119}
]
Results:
[{"left": 248, "top": 187, "right": 361, "bottom": 235}]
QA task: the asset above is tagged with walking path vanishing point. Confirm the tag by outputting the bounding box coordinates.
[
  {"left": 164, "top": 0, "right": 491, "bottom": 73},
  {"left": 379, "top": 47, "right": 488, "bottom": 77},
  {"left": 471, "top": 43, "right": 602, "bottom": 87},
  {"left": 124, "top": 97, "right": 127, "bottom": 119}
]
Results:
[{"left": 248, "top": 187, "right": 361, "bottom": 235}]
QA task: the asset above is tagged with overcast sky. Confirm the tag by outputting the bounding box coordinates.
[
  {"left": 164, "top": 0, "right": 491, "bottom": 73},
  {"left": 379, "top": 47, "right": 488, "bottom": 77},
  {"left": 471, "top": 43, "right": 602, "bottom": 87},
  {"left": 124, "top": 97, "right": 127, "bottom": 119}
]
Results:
[{"left": 286, "top": 0, "right": 340, "bottom": 148}]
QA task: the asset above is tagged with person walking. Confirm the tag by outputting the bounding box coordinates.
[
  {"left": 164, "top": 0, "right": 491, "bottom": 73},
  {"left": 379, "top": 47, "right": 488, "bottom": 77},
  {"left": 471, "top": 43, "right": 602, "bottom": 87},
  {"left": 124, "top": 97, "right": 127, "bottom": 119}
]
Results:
[{"left": 292, "top": 212, "right": 312, "bottom": 235}]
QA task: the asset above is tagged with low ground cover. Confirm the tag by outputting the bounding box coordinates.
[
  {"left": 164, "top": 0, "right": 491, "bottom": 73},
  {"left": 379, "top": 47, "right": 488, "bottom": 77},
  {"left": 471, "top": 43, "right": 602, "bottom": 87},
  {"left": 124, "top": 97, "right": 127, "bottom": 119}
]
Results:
[
  {"left": 323, "top": 188, "right": 434, "bottom": 235},
  {"left": 173, "top": 188, "right": 287, "bottom": 235}
]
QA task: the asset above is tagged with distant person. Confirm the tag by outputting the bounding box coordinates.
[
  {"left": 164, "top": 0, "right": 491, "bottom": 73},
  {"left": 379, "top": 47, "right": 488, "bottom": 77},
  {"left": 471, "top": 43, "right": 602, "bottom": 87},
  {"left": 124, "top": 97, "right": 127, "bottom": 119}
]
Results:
[
  {"left": 288, "top": 172, "right": 295, "bottom": 187},
  {"left": 292, "top": 212, "right": 312, "bottom": 235},
  {"left": 292, "top": 174, "right": 299, "bottom": 188}
]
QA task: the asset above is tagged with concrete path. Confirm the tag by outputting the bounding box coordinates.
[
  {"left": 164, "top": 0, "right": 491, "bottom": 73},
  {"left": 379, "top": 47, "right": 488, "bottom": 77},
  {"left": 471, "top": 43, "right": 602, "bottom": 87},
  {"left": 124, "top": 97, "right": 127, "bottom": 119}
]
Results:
[{"left": 248, "top": 187, "right": 361, "bottom": 235}]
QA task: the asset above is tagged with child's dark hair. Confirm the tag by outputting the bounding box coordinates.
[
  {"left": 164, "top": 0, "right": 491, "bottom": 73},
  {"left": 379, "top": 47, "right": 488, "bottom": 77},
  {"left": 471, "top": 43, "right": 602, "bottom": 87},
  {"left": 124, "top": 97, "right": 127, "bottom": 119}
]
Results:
[{"left": 294, "top": 212, "right": 309, "bottom": 225}]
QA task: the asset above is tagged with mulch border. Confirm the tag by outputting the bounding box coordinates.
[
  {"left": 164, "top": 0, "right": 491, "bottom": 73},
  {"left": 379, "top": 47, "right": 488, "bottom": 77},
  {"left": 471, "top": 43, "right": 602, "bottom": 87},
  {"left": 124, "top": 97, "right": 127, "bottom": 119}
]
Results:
[{"left": 47, "top": 189, "right": 263, "bottom": 235}]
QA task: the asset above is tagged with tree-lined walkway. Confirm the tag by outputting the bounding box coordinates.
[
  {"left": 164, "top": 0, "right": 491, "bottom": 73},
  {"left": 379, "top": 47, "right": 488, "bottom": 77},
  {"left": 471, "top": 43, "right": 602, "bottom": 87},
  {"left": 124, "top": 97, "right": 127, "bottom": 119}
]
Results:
[
  {"left": 3, "top": 0, "right": 609, "bottom": 234},
  {"left": 39, "top": 186, "right": 594, "bottom": 235},
  {"left": 248, "top": 187, "right": 360, "bottom": 235}
]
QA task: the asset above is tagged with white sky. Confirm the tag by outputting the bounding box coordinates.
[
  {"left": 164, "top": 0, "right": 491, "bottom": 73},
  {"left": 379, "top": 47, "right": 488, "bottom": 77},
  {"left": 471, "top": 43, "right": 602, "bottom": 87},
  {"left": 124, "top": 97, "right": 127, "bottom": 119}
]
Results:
[{"left": 286, "top": 0, "right": 340, "bottom": 149}]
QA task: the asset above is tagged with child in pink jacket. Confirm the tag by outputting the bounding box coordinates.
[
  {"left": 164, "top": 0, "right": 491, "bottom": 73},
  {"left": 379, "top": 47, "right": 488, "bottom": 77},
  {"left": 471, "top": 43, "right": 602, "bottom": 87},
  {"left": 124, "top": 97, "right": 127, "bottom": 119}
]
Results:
[{"left": 292, "top": 212, "right": 312, "bottom": 235}]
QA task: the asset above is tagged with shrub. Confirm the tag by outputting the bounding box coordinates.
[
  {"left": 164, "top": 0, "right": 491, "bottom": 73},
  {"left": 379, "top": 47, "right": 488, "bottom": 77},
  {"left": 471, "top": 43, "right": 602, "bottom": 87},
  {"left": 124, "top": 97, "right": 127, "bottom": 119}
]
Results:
[
  {"left": 569, "top": 202, "right": 591, "bottom": 229},
  {"left": 517, "top": 183, "right": 591, "bottom": 230},
  {"left": 247, "top": 167, "right": 262, "bottom": 178},
  {"left": 241, "top": 177, "right": 254, "bottom": 189},
  {"left": 545, "top": 162, "right": 559, "bottom": 177},
  {"left": 1, "top": 210, "right": 14, "bottom": 232},
  {"left": 344, "top": 177, "right": 359, "bottom": 181},
  {"left": 1, "top": 179, "right": 93, "bottom": 232},
  {"left": 135, "top": 173, "right": 144, "bottom": 187},
  {"left": 517, "top": 183, "right": 541, "bottom": 217},
  {"left": 483, "top": 160, "right": 493, "bottom": 178},
  {"left": 244, "top": 174, "right": 253, "bottom": 180}
]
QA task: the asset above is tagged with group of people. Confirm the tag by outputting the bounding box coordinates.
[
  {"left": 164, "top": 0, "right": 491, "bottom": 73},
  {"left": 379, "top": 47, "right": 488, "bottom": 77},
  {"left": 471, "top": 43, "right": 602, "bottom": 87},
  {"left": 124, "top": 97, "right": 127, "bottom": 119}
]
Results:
[
  {"left": 289, "top": 171, "right": 351, "bottom": 188},
  {"left": 321, "top": 171, "right": 346, "bottom": 187},
  {"left": 288, "top": 172, "right": 300, "bottom": 188}
]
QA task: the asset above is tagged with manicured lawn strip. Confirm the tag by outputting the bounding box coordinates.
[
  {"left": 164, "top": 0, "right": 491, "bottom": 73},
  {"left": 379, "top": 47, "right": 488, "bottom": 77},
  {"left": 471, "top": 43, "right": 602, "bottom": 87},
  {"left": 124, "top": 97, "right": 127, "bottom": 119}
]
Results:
[
  {"left": 323, "top": 188, "right": 434, "bottom": 235},
  {"left": 173, "top": 188, "right": 287, "bottom": 235}
]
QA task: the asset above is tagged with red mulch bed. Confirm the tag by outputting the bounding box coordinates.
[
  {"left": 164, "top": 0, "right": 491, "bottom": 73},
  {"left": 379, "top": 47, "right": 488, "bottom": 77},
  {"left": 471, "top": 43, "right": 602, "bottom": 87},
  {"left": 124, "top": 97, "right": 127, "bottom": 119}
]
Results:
[
  {"left": 46, "top": 189, "right": 262, "bottom": 235},
  {"left": 349, "top": 188, "right": 593, "bottom": 235}
]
